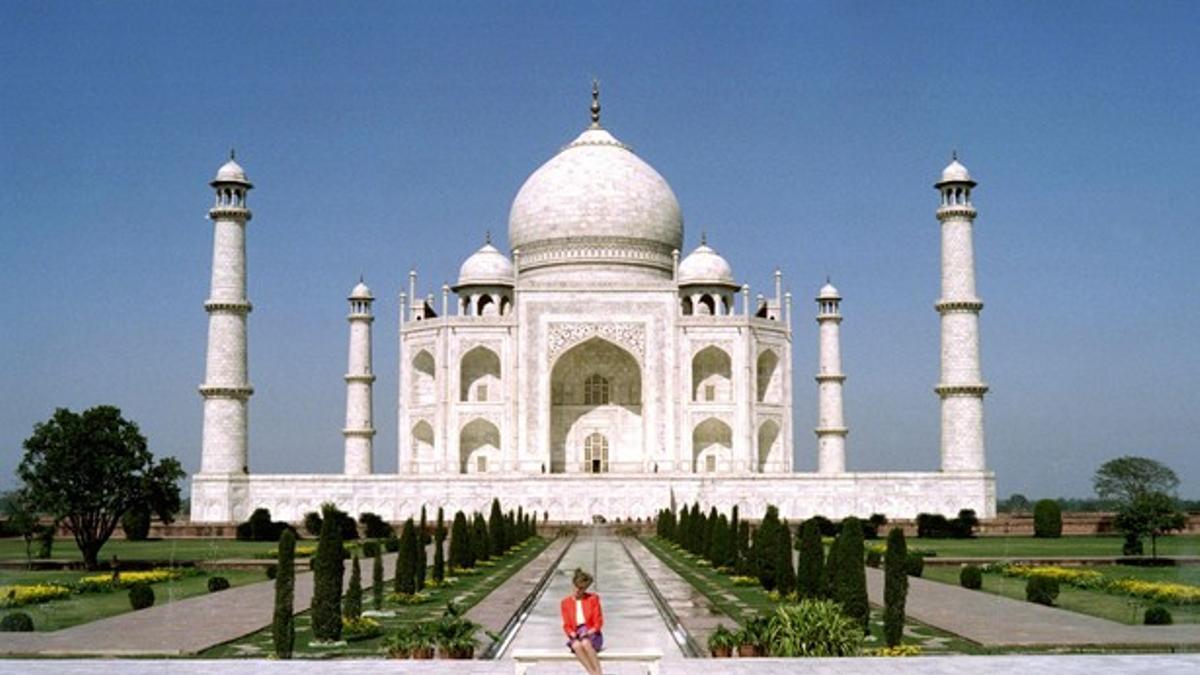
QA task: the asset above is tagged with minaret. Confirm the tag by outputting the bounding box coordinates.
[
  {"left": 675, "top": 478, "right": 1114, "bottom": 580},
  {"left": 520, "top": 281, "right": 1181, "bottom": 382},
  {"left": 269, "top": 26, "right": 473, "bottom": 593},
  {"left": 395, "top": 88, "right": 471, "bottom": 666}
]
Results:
[
  {"left": 815, "top": 280, "right": 847, "bottom": 473},
  {"left": 934, "top": 154, "right": 988, "bottom": 472},
  {"left": 199, "top": 152, "right": 254, "bottom": 475},
  {"left": 343, "top": 278, "right": 376, "bottom": 475}
]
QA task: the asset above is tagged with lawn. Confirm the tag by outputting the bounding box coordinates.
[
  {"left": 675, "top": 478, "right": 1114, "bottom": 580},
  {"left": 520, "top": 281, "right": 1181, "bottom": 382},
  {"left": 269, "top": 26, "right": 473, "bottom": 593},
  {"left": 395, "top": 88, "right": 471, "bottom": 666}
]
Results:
[
  {"left": 640, "top": 536, "right": 986, "bottom": 656},
  {"left": 923, "top": 564, "right": 1200, "bottom": 625},
  {"left": 895, "top": 535, "right": 1200, "bottom": 559},
  {"left": 0, "top": 537, "right": 286, "bottom": 563},
  {"left": 201, "top": 535, "right": 551, "bottom": 658},
  {"left": 0, "top": 568, "right": 265, "bottom": 631}
]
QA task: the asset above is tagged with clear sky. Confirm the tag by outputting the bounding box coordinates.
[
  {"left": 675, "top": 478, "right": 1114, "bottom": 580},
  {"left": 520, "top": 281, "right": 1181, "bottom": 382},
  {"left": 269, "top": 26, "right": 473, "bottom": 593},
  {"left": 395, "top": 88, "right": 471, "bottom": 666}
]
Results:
[{"left": 2, "top": 2, "right": 1197, "bottom": 500}]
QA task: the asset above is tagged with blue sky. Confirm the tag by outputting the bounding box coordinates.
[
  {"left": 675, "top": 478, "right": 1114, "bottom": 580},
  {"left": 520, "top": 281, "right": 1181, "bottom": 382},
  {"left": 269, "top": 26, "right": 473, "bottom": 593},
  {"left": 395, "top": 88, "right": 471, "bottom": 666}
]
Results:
[{"left": 1, "top": 2, "right": 1197, "bottom": 500}]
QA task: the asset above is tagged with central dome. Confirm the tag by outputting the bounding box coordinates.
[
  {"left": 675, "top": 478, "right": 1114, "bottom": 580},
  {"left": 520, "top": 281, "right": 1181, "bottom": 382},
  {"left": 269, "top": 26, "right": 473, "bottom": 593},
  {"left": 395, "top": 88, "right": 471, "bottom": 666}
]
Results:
[{"left": 507, "top": 125, "right": 683, "bottom": 280}]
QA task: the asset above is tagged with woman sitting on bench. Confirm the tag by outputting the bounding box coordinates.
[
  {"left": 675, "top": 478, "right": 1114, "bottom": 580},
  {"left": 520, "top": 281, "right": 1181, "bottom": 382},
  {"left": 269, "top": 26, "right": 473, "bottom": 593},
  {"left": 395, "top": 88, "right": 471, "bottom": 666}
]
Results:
[{"left": 561, "top": 568, "right": 604, "bottom": 675}]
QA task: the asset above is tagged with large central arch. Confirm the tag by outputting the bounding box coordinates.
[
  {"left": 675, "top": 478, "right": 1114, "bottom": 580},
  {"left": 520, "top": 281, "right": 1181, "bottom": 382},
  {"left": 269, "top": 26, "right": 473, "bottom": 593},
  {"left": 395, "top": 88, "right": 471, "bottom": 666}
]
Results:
[{"left": 549, "top": 337, "right": 642, "bottom": 473}]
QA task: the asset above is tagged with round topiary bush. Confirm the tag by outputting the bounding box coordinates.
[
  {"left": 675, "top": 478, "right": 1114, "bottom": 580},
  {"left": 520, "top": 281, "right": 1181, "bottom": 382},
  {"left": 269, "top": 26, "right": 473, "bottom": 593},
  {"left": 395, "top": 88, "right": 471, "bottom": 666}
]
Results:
[
  {"left": 1, "top": 612, "right": 34, "bottom": 632},
  {"left": 266, "top": 564, "right": 278, "bottom": 580},
  {"left": 1033, "top": 499, "right": 1062, "bottom": 538},
  {"left": 959, "top": 565, "right": 983, "bottom": 590},
  {"left": 903, "top": 553, "right": 925, "bottom": 578},
  {"left": 129, "top": 582, "right": 156, "bottom": 610},
  {"left": 1144, "top": 606, "right": 1173, "bottom": 625},
  {"left": 208, "top": 576, "right": 231, "bottom": 593},
  {"left": 1025, "top": 576, "right": 1059, "bottom": 606}
]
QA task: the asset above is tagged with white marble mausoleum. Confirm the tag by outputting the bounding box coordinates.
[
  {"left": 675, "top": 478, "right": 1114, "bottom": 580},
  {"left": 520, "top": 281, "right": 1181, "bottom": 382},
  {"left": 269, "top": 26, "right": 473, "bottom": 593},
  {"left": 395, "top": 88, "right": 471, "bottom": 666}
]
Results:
[{"left": 190, "top": 87, "right": 996, "bottom": 524}]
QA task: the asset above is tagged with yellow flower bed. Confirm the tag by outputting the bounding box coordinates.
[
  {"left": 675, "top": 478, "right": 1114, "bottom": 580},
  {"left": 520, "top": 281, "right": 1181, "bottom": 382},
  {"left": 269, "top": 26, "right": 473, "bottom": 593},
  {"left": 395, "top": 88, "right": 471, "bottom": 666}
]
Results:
[
  {"left": 0, "top": 583, "right": 72, "bottom": 608},
  {"left": 1110, "top": 579, "right": 1200, "bottom": 605},
  {"left": 869, "top": 645, "right": 922, "bottom": 657},
  {"left": 1001, "top": 565, "right": 1105, "bottom": 589},
  {"left": 78, "top": 568, "right": 183, "bottom": 592},
  {"left": 263, "top": 545, "right": 316, "bottom": 558}
]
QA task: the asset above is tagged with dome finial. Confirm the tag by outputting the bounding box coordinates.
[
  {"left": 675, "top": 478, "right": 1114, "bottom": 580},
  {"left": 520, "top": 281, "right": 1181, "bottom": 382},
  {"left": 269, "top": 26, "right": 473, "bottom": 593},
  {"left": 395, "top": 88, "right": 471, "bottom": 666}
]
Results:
[
  {"left": 700, "top": 230, "right": 707, "bottom": 246},
  {"left": 951, "top": 149, "right": 958, "bottom": 161},
  {"left": 590, "top": 78, "right": 601, "bottom": 128},
  {"left": 485, "top": 229, "right": 492, "bottom": 245},
  {"left": 230, "top": 148, "right": 236, "bottom": 161}
]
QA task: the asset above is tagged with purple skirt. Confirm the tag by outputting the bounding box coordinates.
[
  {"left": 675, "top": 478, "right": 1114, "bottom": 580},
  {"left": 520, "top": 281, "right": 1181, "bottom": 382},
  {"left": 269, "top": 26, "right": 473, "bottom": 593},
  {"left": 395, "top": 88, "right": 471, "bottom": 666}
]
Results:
[{"left": 567, "top": 625, "right": 604, "bottom": 652}]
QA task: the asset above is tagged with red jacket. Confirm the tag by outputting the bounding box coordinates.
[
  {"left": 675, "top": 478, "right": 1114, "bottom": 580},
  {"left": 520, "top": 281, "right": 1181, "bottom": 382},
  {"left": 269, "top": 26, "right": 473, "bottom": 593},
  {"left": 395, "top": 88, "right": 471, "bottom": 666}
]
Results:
[{"left": 560, "top": 592, "right": 604, "bottom": 637}]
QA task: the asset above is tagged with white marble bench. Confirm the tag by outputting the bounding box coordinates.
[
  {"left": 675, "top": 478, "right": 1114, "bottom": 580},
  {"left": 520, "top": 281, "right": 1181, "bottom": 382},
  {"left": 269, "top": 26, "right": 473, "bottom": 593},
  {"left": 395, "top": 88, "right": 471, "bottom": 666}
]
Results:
[{"left": 512, "top": 648, "right": 663, "bottom": 674}]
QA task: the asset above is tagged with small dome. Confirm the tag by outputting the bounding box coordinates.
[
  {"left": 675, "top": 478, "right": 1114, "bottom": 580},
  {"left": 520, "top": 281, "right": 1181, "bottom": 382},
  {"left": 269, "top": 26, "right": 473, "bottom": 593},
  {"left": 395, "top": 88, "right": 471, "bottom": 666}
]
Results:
[
  {"left": 456, "top": 242, "right": 514, "bottom": 287},
  {"left": 678, "top": 243, "right": 735, "bottom": 286},
  {"left": 938, "top": 158, "right": 973, "bottom": 185},
  {"left": 349, "top": 280, "right": 373, "bottom": 300},
  {"left": 818, "top": 281, "right": 840, "bottom": 299},
  {"left": 213, "top": 157, "right": 250, "bottom": 185}
]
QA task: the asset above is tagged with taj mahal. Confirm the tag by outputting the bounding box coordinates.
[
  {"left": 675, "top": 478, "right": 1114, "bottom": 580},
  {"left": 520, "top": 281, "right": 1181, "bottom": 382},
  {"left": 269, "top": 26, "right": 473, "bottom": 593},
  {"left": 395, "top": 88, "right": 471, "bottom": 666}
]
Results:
[{"left": 190, "top": 86, "right": 995, "bottom": 524}]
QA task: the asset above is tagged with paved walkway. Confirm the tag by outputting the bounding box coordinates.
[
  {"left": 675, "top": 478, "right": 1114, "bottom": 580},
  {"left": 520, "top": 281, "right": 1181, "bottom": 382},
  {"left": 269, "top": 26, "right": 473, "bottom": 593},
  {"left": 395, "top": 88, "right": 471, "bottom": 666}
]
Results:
[
  {"left": 866, "top": 567, "right": 1200, "bottom": 647},
  {"left": 503, "top": 533, "right": 684, "bottom": 661},
  {"left": 5, "top": 655, "right": 1200, "bottom": 674},
  {"left": 0, "top": 552, "right": 397, "bottom": 657},
  {"left": 466, "top": 536, "right": 571, "bottom": 638}
]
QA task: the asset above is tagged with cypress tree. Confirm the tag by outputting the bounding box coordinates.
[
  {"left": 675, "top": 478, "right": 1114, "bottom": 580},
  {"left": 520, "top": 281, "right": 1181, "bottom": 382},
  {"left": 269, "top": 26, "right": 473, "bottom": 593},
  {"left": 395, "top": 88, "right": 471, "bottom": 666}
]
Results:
[
  {"left": 517, "top": 506, "right": 525, "bottom": 542},
  {"left": 449, "top": 510, "right": 469, "bottom": 569},
  {"left": 883, "top": 526, "right": 908, "bottom": 647},
  {"left": 704, "top": 506, "right": 719, "bottom": 562},
  {"left": 775, "top": 520, "right": 796, "bottom": 594},
  {"left": 735, "top": 520, "right": 751, "bottom": 575},
  {"left": 396, "top": 518, "right": 417, "bottom": 595},
  {"left": 372, "top": 545, "right": 384, "bottom": 611},
  {"left": 310, "top": 503, "right": 344, "bottom": 642},
  {"left": 835, "top": 517, "right": 870, "bottom": 633},
  {"left": 489, "top": 499, "right": 505, "bottom": 556},
  {"left": 416, "top": 506, "right": 428, "bottom": 591},
  {"left": 433, "top": 507, "right": 446, "bottom": 583},
  {"left": 472, "top": 512, "right": 489, "bottom": 562},
  {"left": 272, "top": 528, "right": 296, "bottom": 658},
  {"left": 730, "top": 506, "right": 740, "bottom": 570},
  {"left": 823, "top": 528, "right": 842, "bottom": 599},
  {"left": 754, "top": 505, "right": 782, "bottom": 590},
  {"left": 344, "top": 552, "right": 363, "bottom": 619},
  {"left": 688, "top": 503, "right": 701, "bottom": 553},
  {"left": 796, "top": 519, "right": 825, "bottom": 599},
  {"left": 714, "top": 514, "right": 733, "bottom": 568}
]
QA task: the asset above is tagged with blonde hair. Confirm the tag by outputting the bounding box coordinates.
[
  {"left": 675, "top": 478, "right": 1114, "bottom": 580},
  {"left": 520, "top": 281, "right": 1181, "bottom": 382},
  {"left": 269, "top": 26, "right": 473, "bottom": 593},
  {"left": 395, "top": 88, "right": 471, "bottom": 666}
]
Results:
[{"left": 572, "top": 568, "right": 593, "bottom": 589}]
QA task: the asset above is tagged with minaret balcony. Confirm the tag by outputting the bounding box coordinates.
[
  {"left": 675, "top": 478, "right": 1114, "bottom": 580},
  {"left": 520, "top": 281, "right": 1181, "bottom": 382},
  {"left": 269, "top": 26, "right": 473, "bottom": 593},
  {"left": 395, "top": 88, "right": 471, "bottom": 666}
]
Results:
[
  {"left": 204, "top": 300, "right": 252, "bottom": 314},
  {"left": 814, "top": 373, "right": 846, "bottom": 383},
  {"left": 199, "top": 384, "right": 254, "bottom": 399},
  {"left": 208, "top": 206, "right": 252, "bottom": 220},
  {"left": 936, "top": 205, "right": 977, "bottom": 221},
  {"left": 344, "top": 373, "right": 376, "bottom": 384},
  {"left": 935, "top": 299, "right": 984, "bottom": 313},
  {"left": 934, "top": 383, "right": 989, "bottom": 398}
]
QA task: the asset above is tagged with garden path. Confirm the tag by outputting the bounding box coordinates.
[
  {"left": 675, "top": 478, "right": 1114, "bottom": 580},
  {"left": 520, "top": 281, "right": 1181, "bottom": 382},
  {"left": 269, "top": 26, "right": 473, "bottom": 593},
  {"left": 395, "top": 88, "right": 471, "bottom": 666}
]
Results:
[{"left": 866, "top": 567, "right": 1200, "bottom": 647}]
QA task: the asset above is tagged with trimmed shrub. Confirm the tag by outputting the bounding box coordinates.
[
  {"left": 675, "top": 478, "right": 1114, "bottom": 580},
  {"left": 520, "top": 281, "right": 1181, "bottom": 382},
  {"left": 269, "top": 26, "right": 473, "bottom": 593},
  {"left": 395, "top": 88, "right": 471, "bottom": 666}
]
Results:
[
  {"left": 1, "top": 612, "right": 34, "bottom": 632},
  {"left": 344, "top": 553, "right": 363, "bottom": 620},
  {"left": 303, "top": 511, "right": 323, "bottom": 537},
  {"left": 396, "top": 518, "right": 418, "bottom": 595},
  {"left": 795, "top": 519, "right": 825, "bottom": 599},
  {"left": 266, "top": 564, "right": 277, "bottom": 580},
  {"left": 954, "top": 509, "right": 979, "bottom": 538},
  {"left": 310, "top": 503, "right": 345, "bottom": 641},
  {"left": 833, "top": 517, "right": 869, "bottom": 633},
  {"left": 128, "top": 583, "right": 155, "bottom": 610},
  {"left": 1144, "top": 606, "right": 1173, "bottom": 625},
  {"left": 384, "top": 536, "right": 400, "bottom": 553},
  {"left": 904, "top": 553, "right": 925, "bottom": 578},
  {"left": 1033, "top": 500, "right": 1062, "bottom": 539},
  {"left": 471, "top": 513, "right": 490, "bottom": 563},
  {"left": 960, "top": 565, "right": 983, "bottom": 590},
  {"left": 754, "top": 506, "right": 783, "bottom": 591},
  {"left": 775, "top": 520, "right": 796, "bottom": 595},
  {"left": 449, "top": 511, "right": 470, "bottom": 569},
  {"left": 865, "top": 549, "right": 882, "bottom": 568},
  {"left": 735, "top": 520, "right": 752, "bottom": 575},
  {"left": 361, "top": 540, "right": 380, "bottom": 558},
  {"left": 273, "top": 529, "right": 296, "bottom": 658},
  {"left": 1025, "top": 576, "right": 1059, "bottom": 606},
  {"left": 883, "top": 527, "right": 908, "bottom": 647},
  {"left": 488, "top": 499, "right": 506, "bottom": 558},
  {"left": 121, "top": 506, "right": 152, "bottom": 541},
  {"left": 765, "top": 600, "right": 863, "bottom": 657},
  {"left": 358, "top": 512, "right": 394, "bottom": 540},
  {"left": 915, "top": 513, "right": 952, "bottom": 539},
  {"left": 433, "top": 507, "right": 446, "bottom": 584},
  {"left": 823, "top": 529, "right": 842, "bottom": 598},
  {"left": 207, "top": 576, "right": 231, "bottom": 593}
]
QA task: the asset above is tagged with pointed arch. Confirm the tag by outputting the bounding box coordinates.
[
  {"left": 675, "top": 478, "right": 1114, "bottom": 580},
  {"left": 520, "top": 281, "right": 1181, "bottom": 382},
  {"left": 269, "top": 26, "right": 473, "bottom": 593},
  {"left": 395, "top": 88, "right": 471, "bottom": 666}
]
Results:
[
  {"left": 757, "top": 419, "right": 781, "bottom": 472},
  {"left": 460, "top": 345, "right": 500, "bottom": 402},
  {"left": 459, "top": 418, "right": 500, "bottom": 474},
  {"left": 756, "top": 349, "right": 780, "bottom": 403},
  {"left": 692, "top": 345, "right": 732, "bottom": 402},
  {"left": 411, "top": 420, "right": 434, "bottom": 462},
  {"left": 693, "top": 417, "right": 732, "bottom": 473},
  {"left": 412, "top": 349, "right": 436, "bottom": 405},
  {"left": 549, "top": 337, "right": 642, "bottom": 473}
]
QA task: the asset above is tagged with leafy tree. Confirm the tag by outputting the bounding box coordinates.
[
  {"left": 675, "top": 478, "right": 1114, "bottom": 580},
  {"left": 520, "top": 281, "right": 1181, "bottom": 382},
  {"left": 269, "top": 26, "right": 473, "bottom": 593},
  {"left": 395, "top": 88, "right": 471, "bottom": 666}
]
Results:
[
  {"left": 416, "top": 505, "right": 428, "bottom": 591},
  {"left": 999, "top": 493, "right": 1031, "bottom": 514},
  {"left": 1094, "top": 456, "right": 1180, "bottom": 505},
  {"left": 358, "top": 511, "right": 393, "bottom": 539},
  {"left": 273, "top": 529, "right": 296, "bottom": 658},
  {"left": 372, "top": 545, "right": 384, "bottom": 611},
  {"left": 833, "top": 517, "right": 869, "bottom": 633},
  {"left": 3, "top": 489, "right": 47, "bottom": 566},
  {"left": 310, "top": 503, "right": 344, "bottom": 642},
  {"left": 795, "top": 519, "right": 825, "bottom": 600},
  {"left": 883, "top": 527, "right": 908, "bottom": 646},
  {"left": 344, "top": 553, "right": 363, "bottom": 619},
  {"left": 1114, "top": 491, "right": 1187, "bottom": 559},
  {"left": 121, "top": 505, "right": 152, "bottom": 541},
  {"left": 17, "top": 406, "right": 184, "bottom": 569},
  {"left": 1033, "top": 500, "right": 1062, "bottom": 538},
  {"left": 433, "top": 507, "right": 446, "bottom": 583},
  {"left": 303, "top": 511, "right": 323, "bottom": 537},
  {"left": 396, "top": 517, "right": 417, "bottom": 594}
]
